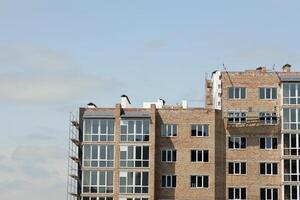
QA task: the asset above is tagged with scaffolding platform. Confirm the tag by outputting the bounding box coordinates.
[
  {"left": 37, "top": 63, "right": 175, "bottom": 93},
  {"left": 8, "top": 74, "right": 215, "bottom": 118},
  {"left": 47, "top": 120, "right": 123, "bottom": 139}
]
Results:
[
  {"left": 67, "top": 112, "right": 80, "bottom": 200},
  {"left": 71, "top": 138, "right": 80, "bottom": 146}
]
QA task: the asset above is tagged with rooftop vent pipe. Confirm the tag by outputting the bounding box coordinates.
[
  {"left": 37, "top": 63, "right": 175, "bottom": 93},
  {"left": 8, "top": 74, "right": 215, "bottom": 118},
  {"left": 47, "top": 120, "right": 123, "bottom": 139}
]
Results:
[
  {"left": 121, "top": 94, "right": 131, "bottom": 108},
  {"left": 282, "top": 64, "right": 291, "bottom": 73},
  {"left": 87, "top": 102, "right": 97, "bottom": 108},
  {"left": 256, "top": 66, "right": 267, "bottom": 73}
]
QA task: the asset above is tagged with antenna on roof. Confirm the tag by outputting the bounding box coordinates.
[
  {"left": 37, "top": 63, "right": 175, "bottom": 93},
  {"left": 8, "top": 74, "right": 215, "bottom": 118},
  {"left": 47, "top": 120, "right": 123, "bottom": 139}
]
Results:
[{"left": 223, "top": 64, "right": 227, "bottom": 71}]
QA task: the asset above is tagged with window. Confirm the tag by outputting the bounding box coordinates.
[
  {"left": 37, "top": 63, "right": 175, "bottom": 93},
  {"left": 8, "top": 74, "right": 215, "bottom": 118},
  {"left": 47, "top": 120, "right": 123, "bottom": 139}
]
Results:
[
  {"left": 161, "top": 175, "right": 176, "bottom": 188},
  {"left": 191, "top": 124, "right": 209, "bottom": 137},
  {"left": 283, "top": 108, "right": 300, "bottom": 130},
  {"left": 284, "top": 159, "right": 300, "bottom": 182},
  {"left": 82, "top": 171, "right": 113, "bottom": 193},
  {"left": 228, "top": 137, "right": 246, "bottom": 149},
  {"left": 260, "top": 163, "right": 278, "bottom": 175},
  {"left": 161, "top": 124, "right": 177, "bottom": 137},
  {"left": 84, "top": 119, "right": 114, "bottom": 141},
  {"left": 83, "top": 145, "right": 114, "bottom": 167},
  {"left": 120, "top": 119, "right": 150, "bottom": 142},
  {"left": 229, "top": 87, "right": 246, "bottom": 99},
  {"left": 260, "top": 137, "right": 277, "bottom": 150},
  {"left": 259, "top": 88, "right": 277, "bottom": 100},
  {"left": 260, "top": 188, "right": 278, "bottom": 200},
  {"left": 259, "top": 113, "right": 277, "bottom": 125},
  {"left": 284, "top": 185, "right": 300, "bottom": 200},
  {"left": 119, "top": 171, "right": 149, "bottom": 194},
  {"left": 82, "top": 197, "right": 113, "bottom": 200},
  {"left": 228, "top": 162, "right": 246, "bottom": 175},
  {"left": 191, "top": 150, "right": 209, "bottom": 162},
  {"left": 228, "top": 188, "right": 246, "bottom": 200},
  {"left": 190, "top": 175, "right": 209, "bottom": 188},
  {"left": 283, "top": 83, "right": 300, "bottom": 104},
  {"left": 283, "top": 133, "right": 300, "bottom": 156},
  {"left": 228, "top": 112, "right": 247, "bottom": 124},
  {"left": 120, "top": 146, "right": 149, "bottom": 168},
  {"left": 161, "top": 149, "right": 177, "bottom": 162}
]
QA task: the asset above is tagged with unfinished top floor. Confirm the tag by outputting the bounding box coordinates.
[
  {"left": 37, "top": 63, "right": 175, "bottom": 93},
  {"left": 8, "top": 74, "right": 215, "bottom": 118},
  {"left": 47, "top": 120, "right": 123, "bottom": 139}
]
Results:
[{"left": 206, "top": 64, "right": 300, "bottom": 110}]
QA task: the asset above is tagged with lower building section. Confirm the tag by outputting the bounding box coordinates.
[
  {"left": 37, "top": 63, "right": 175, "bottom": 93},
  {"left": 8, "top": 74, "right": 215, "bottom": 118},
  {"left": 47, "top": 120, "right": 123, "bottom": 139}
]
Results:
[
  {"left": 70, "top": 103, "right": 300, "bottom": 199},
  {"left": 282, "top": 131, "right": 300, "bottom": 200}
]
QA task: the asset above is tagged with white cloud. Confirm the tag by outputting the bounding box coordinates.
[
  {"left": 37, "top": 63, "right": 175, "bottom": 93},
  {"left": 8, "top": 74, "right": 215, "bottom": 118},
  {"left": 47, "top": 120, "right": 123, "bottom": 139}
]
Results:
[
  {"left": 0, "top": 44, "right": 120, "bottom": 102},
  {"left": 0, "top": 73, "right": 117, "bottom": 102},
  {"left": 0, "top": 44, "right": 75, "bottom": 71},
  {"left": 0, "top": 145, "right": 67, "bottom": 200}
]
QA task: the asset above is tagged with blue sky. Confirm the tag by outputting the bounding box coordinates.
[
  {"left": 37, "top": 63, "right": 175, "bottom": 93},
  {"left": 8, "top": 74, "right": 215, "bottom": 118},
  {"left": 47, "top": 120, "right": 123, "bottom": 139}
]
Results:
[{"left": 0, "top": 0, "right": 300, "bottom": 199}]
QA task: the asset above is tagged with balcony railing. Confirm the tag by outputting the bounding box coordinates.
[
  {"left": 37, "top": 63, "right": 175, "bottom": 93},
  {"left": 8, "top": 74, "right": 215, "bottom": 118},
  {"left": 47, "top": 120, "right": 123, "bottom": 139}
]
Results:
[{"left": 225, "top": 116, "right": 280, "bottom": 128}]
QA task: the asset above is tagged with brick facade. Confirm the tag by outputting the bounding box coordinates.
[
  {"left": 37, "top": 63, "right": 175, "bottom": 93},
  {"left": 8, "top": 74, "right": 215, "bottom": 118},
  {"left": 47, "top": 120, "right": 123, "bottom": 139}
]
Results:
[{"left": 72, "top": 66, "right": 300, "bottom": 200}]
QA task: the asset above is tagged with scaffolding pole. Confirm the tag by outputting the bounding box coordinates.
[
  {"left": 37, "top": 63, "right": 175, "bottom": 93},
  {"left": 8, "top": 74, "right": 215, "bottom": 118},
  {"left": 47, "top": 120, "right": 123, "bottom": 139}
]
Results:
[{"left": 67, "top": 112, "right": 80, "bottom": 200}]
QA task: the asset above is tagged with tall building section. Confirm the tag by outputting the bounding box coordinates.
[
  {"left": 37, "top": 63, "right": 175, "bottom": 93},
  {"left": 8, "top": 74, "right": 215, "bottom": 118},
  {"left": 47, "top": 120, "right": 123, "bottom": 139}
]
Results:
[
  {"left": 219, "top": 68, "right": 282, "bottom": 199},
  {"left": 280, "top": 65, "right": 300, "bottom": 200},
  {"left": 67, "top": 64, "right": 300, "bottom": 200}
]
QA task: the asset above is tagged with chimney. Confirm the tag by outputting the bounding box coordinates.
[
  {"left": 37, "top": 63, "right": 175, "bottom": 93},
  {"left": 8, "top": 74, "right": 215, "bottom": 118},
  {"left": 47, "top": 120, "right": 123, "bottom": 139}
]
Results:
[
  {"left": 256, "top": 66, "right": 267, "bottom": 73},
  {"left": 182, "top": 100, "right": 188, "bottom": 109},
  {"left": 121, "top": 94, "right": 131, "bottom": 108},
  {"left": 157, "top": 98, "right": 165, "bottom": 108},
  {"left": 87, "top": 102, "right": 97, "bottom": 108},
  {"left": 282, "top": 64, "right": 291, "bottom": 73}
]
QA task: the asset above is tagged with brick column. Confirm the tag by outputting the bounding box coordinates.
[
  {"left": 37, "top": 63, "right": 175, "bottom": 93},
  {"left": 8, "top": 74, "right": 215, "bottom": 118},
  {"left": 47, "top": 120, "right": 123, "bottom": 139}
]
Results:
[{"left": 114, "top": 104, "right": 121, "bottom": 199}]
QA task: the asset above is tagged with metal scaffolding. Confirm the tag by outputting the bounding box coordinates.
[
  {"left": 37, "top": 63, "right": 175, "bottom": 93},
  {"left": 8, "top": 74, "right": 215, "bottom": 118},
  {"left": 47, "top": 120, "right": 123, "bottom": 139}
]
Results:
[{"left": 67, "top": 112, "right": 80, "bottom": 200}]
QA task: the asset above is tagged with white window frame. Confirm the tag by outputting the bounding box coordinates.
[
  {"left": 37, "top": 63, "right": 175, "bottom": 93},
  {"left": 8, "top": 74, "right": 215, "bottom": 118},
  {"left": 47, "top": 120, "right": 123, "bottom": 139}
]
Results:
[
  {"left": 228, "top": 187, "right": 247, "bottom": 200},
  {"left": 228, "top": 161, "right": 247, "bottom": 175},
  {"left": 260, "top": 137, "right": 278, "bottom": 150},
  {"left": 191, "top": 124, "right": 209, "bottom": 137},
  {"left": 282, "top": 108, "right": 300, "bottom": 130},
  {"left": 284, "top": 185, "right": 300, "bottom": 199},
  {"left": 283, "top": 83, "right": 300, "bottom": 105},
  {"left": 120, "top": 145, "right": 149, "bottom": 168},
  {"left": 228, "top": 136, "right": 247, "bottom": 149},
  {"left": 191, "top": 149, "right": 209, "bottom": 163},
  {"left": 284, "top": 159, "right": 300, "bottom": 182},
  {"left": 259, "top": 87, "right": 277, "bottom": 100},
  {"left": 82, "top": 170, "right": 114, "bottom": 194},
  {"left": 260, "top": 188, "right": 278, "bottom": 200},
  {"left": 161, "top": 124, "right": 177, "bottom": 137},
  {"left": 161, "top": 175, "right": 176, "bottom": 188},
  {"left": 283, "top": 133, "right": 300, "bottom": 156},
  {"left": 82, "top": 197, "right": 113, "bottom": 200},
  {"left": 228, "top": 112, "right": 247, "bottom": 124},
  {"left": 228, "top": 87, "right": 246, "bottom": 100},
  {"left": 119, "top": 171, "right": 149, "bottom": 194},
  {"left": 83, "top": 145, "right": 114, "bottom": 168},
  {"left": 161, "top": 149, "right": 177, "bottom": 163},
  {"left": 260, "top": 162, "right": 278, "bottom": 176},
  {"left": 259, "top": 112, "right": 277, "bottom": 125},
  {"left": 83, "top": 119, "right": 115, "bottom": 142},
  {"left": 120, "top": 119, "right": 150, "bottom": 142},
  {"left": 190, "top": 175, "right": 209, "bottom": 188}
]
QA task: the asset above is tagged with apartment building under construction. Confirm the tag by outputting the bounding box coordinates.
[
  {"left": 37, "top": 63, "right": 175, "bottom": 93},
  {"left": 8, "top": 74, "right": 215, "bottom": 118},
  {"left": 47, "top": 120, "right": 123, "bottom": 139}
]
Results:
[{"left": 67, "top": 64, "right": 300, "bottom": 200}]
